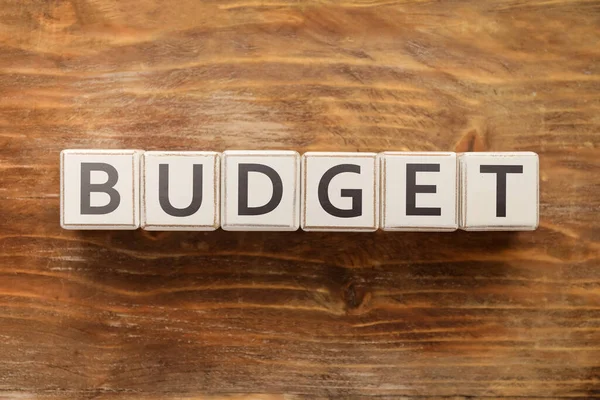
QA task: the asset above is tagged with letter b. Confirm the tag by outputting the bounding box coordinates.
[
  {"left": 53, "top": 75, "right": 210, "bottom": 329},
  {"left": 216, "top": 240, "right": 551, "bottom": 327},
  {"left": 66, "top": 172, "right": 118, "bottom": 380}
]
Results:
[
  {"left": 80, "top": 163, "right": 121, "bottom": 215},
  {"left": 61, "top": 150, "right": 141, "bottom": 230}
]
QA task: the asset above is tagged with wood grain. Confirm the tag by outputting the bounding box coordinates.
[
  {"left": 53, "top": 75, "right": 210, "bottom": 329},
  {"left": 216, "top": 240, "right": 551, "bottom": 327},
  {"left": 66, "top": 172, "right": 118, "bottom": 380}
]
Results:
[{"left": 1, "top": 0, "right": 599, "bottom": 398}]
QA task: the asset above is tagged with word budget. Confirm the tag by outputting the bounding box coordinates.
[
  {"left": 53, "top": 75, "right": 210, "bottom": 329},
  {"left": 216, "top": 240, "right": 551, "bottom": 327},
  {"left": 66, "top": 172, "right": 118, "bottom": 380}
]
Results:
[{"left": 60, "top": 150, "right": 539, "bottom": 232}]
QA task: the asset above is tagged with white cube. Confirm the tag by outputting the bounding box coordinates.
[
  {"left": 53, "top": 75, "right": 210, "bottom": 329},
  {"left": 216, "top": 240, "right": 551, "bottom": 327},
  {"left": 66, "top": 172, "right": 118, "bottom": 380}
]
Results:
[
  {"left": 301, "top": 152, "right": 379, "bottom": 232},
  {"left": 221, "top": 150, "right": 300, "bottom": 231},
  {"left": 459, "top": 152, "right": 539, "bottom": 231},
  {"left": 380, "top": 152, "right": 458, "bottom": 231},
  {"left": 141, "top": 151, "right": 220, "bottom": 231},
  {"left": 60, "top": 149, "right": 142, "bottom": 230}
]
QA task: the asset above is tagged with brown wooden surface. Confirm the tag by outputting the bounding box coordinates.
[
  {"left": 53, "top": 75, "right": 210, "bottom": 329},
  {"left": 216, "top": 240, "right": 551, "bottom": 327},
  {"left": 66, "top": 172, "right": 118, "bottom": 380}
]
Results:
[{"left": 1, "top": 0, "right": 599, "bottom": 398}]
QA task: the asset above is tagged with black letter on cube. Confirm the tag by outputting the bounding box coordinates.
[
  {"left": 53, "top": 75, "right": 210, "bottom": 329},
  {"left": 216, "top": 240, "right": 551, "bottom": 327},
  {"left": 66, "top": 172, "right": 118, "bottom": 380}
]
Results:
[
  {"left": 406, "top": 163, "right": 441, "bottom": 216},
  {"left": 80, "top": 163, "right": 121, "bottom": 215},
  {"left": 480, "top": 165, "right": 523, "bottom": 217},
  {"left": 238, "top": 164, "right": 283, "bottom": 215},
  {"left": 159, "top": 164, "right": 204, "bottom": 217},
  {"left": 318, "top": 164, "right": 362, "bottom": 218}
]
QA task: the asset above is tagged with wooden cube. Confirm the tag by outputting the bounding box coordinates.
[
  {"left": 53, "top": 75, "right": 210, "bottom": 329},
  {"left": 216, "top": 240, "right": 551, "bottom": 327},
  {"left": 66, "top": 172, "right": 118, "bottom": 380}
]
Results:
[
  {"left": 301, "top": 152, "right": 379, "bottom": 232},
  {"left": 141, "top": 151, "right": 220, "bottom": 231},
  {"left": 221, "top": 150, "right": 300, "bottom": 231},
  {"left": 459, "top": 152, "right": 539, "bottom": 231},
  {"left": 60, "top": 149, "right": 142, "bottom": 230},
  {"left": 380, "top": 152, "right": 458, "bottom": 231}
]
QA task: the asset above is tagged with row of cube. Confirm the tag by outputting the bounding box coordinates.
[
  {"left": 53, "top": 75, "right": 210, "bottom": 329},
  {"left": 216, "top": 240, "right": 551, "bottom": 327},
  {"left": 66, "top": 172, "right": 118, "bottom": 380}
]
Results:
[{"left": 60, "top": 150, "right": 539, "bottom": 231}]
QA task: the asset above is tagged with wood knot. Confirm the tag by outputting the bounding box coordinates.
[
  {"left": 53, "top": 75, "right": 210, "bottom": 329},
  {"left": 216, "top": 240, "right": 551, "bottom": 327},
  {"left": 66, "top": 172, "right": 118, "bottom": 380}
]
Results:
[
  {"left": 455, "top": 130, "right": 486, "bottom": 152},
  {"left": 342, "top": 279, "right": 371, "bottom": 315},
  {"left": 140, "top": 230, "right": 170, "bottom": 241}
]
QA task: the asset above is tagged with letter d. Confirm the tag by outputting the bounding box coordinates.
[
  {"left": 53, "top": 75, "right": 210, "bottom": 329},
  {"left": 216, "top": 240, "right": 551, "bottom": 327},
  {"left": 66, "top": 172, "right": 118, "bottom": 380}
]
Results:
[{"left": 238, "top": 163, "right": 283, "bottom": 215}]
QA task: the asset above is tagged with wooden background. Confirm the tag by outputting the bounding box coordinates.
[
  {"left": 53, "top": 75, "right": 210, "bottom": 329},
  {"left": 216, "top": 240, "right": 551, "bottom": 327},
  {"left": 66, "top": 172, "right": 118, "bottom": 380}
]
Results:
[{"left": 1, "top": 0, "right": 599, "bottom": 398}]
